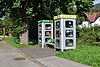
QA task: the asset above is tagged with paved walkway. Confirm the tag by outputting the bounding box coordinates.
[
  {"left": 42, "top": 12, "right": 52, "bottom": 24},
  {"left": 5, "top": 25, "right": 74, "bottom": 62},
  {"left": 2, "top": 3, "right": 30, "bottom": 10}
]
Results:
[
  {"left": 19, "top": 46, "right": 91, "bottom": 67},
  {"left": 19, "top": 47, "right": 55, "bottom": 59},
  {"left": 0, "top": 38, "right": 91, "bottom": 67},
  {"left": 0, "top": 40, "right": 41, "bottom": 67}
]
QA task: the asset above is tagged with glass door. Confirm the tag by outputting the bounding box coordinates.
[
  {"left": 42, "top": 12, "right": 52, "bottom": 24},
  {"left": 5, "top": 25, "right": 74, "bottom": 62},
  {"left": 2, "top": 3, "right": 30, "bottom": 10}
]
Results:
[
  {"left": 64, "top": 20, "right": 74, "bottom": 47},
  {"left": 55, "top": 20, "right": 61, "bottom": 48}
]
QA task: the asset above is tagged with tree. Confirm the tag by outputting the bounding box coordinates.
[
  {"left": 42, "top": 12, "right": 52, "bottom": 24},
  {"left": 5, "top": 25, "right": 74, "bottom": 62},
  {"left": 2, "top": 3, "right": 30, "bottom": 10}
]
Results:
[
  {"left": 75, "top": 0, "right": 94, "bottom": 16},
  {"left": 0, "top": 1, "right": 6, "bottom": 18},
  {"left": 0, "top": 0, "right": 95, "bottom": 45},
  {"left": 0, "top": 0, "right": 42, "bottom": 45},
  {"left": 67, "top": 2, "right": 77, "bottom": 14}
]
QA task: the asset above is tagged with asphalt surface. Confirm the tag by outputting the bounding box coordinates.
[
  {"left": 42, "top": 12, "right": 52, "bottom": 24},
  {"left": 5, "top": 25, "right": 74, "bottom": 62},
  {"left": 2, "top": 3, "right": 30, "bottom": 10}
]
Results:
[
  {"left": 19, "top": 46, "right": 91, "bottom": 67},
  {"left": 0, "top": 40, "right": 41, "bottom": 67},
  {"left": 0, "top": 38, "right": 91, "bottom": 67},
  {"left": 18, "top": 47, "right": 55, "bottom": 59}
]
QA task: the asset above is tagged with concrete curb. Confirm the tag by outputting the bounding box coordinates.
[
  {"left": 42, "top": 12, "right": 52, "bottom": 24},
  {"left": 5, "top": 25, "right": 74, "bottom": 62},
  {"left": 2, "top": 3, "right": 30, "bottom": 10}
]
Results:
[
  {"left": 17, "top": 49, "right": 48, "bottom": 67},
  {"left": 3, "top": 40, "right": 47, "bottom": 67}
]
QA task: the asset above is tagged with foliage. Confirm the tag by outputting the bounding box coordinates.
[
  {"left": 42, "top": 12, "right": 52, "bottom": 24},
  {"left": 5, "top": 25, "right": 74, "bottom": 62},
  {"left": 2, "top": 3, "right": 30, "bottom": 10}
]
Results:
[
  {"left": 0, "top": 0, "right": 95, "bottom": 19},
  {"left": 56, "top": 43, "right": 100, "bottom": 67},
  {"left": 75, "top": 0, "right": 94, "bottom": 16},
  {"left": 1, "top": 16, "right": 25, "bottom": 37},
  {"left": 0, "top": 0, "right": 95, "bottom": 41},
  {"left": 77, "top": 16, "right": 85, "bottom": 21},
  {"left": 0, "top": 0, "right": 42, "bottom": 39},
  {"left": 29, "top": 39, "right": 38, "bottom": 45},
  {"left": 0, "top": 1, "right": 6, "bottom": 17},
  {"left": 56, "top": 26, "right": 100, "bottom": 67},
  {"left": 11, "top": 25, "right": 25, "bottom": 37},
  {"left": 0, "top": 29, "right": 3, "bottom": 35},
  {"left": 67, "top": 2, "right": 77, "bottom": 14},
  {"left": 3, "top": 37, "right": 37, "bottom": 48},
  {"left": 76, "top": 25, "right": 81, "bottom": 31},
  {"left": 54, "top": 8, "right": 62, "bottom": 15},
  {"left": 12, "top": 0, "right": 21, "bottom": 8},
  {"left": 78, "top": 26, "right": 100, "bottom": 43}
]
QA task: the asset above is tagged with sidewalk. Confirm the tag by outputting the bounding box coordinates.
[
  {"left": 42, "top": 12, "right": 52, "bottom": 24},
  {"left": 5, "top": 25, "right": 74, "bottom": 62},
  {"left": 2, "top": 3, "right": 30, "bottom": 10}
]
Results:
[
  {"left": 19, "top": 46, "right": 91, "bottom": 67},
  {"left": 0, "top": 38, "right": 91, "bottom": 67},
  {"left": 0, "top": 40, "right": 42, "bottom": 67}
]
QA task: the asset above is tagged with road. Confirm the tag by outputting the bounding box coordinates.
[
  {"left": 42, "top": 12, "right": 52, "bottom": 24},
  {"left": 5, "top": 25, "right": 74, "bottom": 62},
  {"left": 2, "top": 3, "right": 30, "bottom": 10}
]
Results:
[{"left": 0, "top": 40, "right": 41, "bottom": 67}]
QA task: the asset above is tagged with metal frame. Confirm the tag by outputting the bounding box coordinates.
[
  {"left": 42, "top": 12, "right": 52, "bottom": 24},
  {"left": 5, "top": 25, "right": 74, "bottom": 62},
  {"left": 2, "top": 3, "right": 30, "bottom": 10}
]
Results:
[
  {"left": 38, "top": 20, "right": 53, "bottom": 48},
  {"left": 54, "top": 14, "right": 76, "bottom": 52}
]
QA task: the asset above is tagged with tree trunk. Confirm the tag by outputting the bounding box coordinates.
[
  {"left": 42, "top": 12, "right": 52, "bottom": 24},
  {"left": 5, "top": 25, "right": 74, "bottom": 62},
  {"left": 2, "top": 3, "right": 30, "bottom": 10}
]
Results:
[
  {"left": 20, "top": 18, "right": 29, "bottom": 45},
  {"left": 20, "top": 29, "right": 28, "bottom": 45},
  {"left": 9, "top": 33, "right": 13, "bottom": 38},
  {"left": 8, "top": 29, "right": 13, "bottom": 38}
]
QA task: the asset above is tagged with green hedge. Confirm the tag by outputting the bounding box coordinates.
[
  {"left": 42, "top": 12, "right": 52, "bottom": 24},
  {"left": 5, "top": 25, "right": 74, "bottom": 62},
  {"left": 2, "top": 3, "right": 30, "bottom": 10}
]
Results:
[{"left": 77, "top": 26, "right": 100, "bottom": 45}]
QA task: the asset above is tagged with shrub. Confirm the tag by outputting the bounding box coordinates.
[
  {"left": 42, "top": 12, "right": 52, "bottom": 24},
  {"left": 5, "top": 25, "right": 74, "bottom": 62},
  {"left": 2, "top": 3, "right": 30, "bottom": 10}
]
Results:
[{"left": 78, "top": 26, "right": 100, "bottom": 44}]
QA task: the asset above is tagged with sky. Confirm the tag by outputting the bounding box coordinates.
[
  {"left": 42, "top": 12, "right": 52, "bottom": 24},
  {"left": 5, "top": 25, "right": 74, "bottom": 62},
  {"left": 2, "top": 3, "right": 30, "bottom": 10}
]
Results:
[{"left": 93, "top": 0, "right": 100, "bottom": 4}]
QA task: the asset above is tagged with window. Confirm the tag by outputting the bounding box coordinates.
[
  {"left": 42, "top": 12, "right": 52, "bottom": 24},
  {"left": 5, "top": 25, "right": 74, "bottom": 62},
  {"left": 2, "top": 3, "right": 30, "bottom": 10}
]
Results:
[
  {"left": 56, "top": 21, "right": 60, "bottom": 28},
  {"left": 65, "top": 30, "right": 73, "bottom": 37},
  {"left": 56, "top": 30, "right": 60, "bottom": 37},
  {"left": 65, "top": 21, "right": 73, "bottom": 28},
  {"left": 56, "top": 39, "right": 60, "bottom": 47},
  {"left": 45, "top": 24, "right": 51, "bottom": 30},
  {"left": 45, "top": 31, "right": 51, "bottom": 36},
  {"left": 65, "top": 39, "right": 73, "bottom": 47},
  {"left": 45, "top": 38, "right": 51, "bottom": 42},
  {"left": 39, "top": 24, "right": 42, "bottom": 30}
]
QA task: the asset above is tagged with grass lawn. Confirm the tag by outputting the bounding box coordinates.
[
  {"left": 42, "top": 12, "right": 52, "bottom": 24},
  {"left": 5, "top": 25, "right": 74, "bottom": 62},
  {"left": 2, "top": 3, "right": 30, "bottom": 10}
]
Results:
[
  {"left": 56, "top": 43, "right": 100, "bottom": 67},
  {"left": 3, "top": 37, "right": 38, "bottom": 48}
]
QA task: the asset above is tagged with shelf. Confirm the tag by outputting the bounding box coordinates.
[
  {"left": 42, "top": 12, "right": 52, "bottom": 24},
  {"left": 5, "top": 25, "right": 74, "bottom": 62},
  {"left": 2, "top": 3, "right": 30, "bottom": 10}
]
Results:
[
  {"left": 55, "top": 39, "right": 60, "bottom": 48},
  {"left": 38, "top": 34, "right": 41, "bottom": 36},
  {"left": 56, "top": 38, "right": 60, "bottom": 39},
  {"left": 39, "top": 41, "right": 42, "bottom": 43},
  {"left": 39, "top": 38, "right": 41, "bottom": 39},
  {"left": 38, "top": 24, "right": 42, "bottom": 27},
  {"left": 45, "top": 24, "right": 51, "bottom": 30},
  {"left": 45, "top": 38, "right": 51, "bottom": 42},
  {"left": 38, "top": 24, "right": 42, "bottom": 30},
  {"left": 38, "top": 38, "right": 41, "bottom": 40},
  {"left": 38, "top": 40, "right": 41, "bottom": 42},
  {"left": 38, "top": 28, "right": 42, "bottom": 30},
  {"left": 65, "top": 30, "right": 73, "bottom": 37},
  {"left": 65, "top": 28, "right": 73, "bottom": 30},
  {"left": 65, "top": 39, "right": 73, "bottom": 47},
  {"left": 38, "top": 30, "right": 42, "bottom": 32},
  {"left": 65, "top": 37, "right": 73, "bottom": 39},
  {"left": 56, "top": 29, "right": 60, "bottom": 30},
  {"left": 55, "top": 47, "right": 61, "bottom": 49},
  {"left": 38, "top": 35, "right": 42, "bottom": 37},
  {"left": 56, "top": 30, "right": 60, "bottom": 38},
  {"left": 38, "top": 21, "right": 53, "bottom": 48},
  {"left": 38, "top": 36, "right": 41, "bottom": 38},
  {"left": 45, "top": 30, "right": 52, "bottom": 31},
  {"left": 38, "top": 33, "right": 41, "bottom": 34},
  {"left": 45, "top": 36, "right": 52, "bottom": 38},
  {"left": 45, "top": 31, "right": 51, "bottom": 36},
  {"left": 65, "top": 21, "right": 73, "bottom": 28},
  {"left": 56, "top": 21, "right": 60, "bottom": 29},
  {"left": 38, "top": 42, "right": 41, "bottom": 44}
]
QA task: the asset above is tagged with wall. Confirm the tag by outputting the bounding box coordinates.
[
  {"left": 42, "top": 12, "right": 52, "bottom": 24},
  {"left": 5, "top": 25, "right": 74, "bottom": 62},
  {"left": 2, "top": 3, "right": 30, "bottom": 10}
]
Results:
[{"left": 92, "top": 17, "right": 100, "bottom": 26}]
